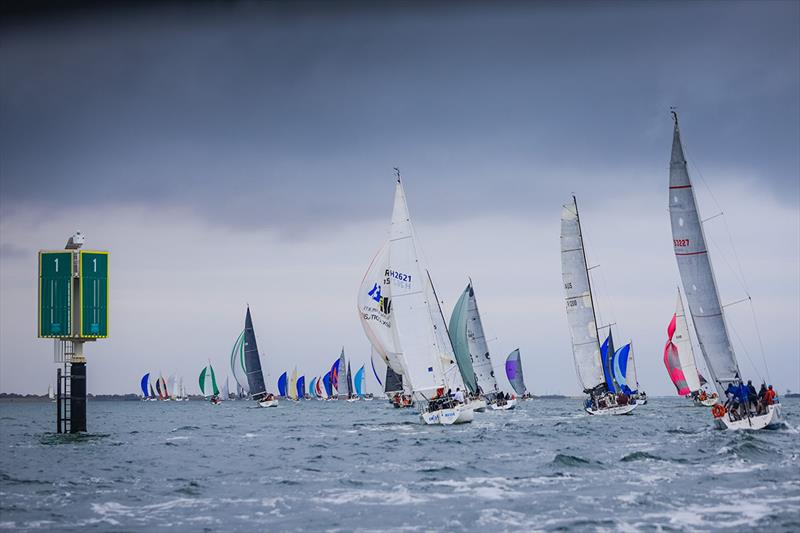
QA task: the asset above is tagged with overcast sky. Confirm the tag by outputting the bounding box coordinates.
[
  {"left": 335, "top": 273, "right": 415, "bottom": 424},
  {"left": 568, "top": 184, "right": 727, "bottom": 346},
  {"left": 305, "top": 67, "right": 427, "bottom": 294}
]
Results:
[{"left": 1, "top": 1, "right": 798, "bottom": 396}]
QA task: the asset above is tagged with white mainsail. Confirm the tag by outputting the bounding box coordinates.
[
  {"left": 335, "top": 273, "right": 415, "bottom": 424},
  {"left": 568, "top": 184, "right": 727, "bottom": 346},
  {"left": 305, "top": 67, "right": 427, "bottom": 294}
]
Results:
[
  {"left": 560, "top": 197, "right": 605, "bottom": 391},
  {"left": 463, "top": 284, "right": 498, "bottom": 395},
  {"left": 669, "top": 115, "right": 741, "bottom": 396},
  {"left": 673, "top": 289, "right": 702, "bottom": 393}
]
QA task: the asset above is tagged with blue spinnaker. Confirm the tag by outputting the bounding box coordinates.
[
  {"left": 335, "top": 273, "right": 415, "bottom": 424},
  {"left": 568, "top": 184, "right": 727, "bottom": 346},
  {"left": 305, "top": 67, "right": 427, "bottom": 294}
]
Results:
[
  {"left": 600, "top": 334, "right": 617, "bottom": 393},
  {"left": 354, "top": 366, "right": 365, "bottom": 396},
  {"left": 323, "top": 371, "right": 332, "bottom": 397},
  {"left": 309, "top": 377, "right": 318, "bottom": 398},
  {"left": 613, "top": 344, "right": 635, "bottom": 394},
  {"left": 296, "top": 376, "right": 305, "bottom": 399},
  {"left": 140, "top": 373, "right": 150, "bottom": 397},
  {"left": 277, "top": 372, "right": 287, "bottom": 397}
]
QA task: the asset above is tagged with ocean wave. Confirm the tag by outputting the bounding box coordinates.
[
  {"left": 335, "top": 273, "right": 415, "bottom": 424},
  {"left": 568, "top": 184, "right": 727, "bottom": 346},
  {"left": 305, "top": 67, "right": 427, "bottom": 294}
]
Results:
[{"left": 550, "top": 453, "right": 603, "bottom": 468}]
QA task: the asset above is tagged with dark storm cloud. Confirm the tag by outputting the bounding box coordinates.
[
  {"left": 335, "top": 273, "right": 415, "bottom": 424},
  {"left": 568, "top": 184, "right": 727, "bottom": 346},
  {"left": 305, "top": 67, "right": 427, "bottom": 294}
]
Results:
[{"left": 1, "top": 1, "right": 798, "bottom": 231}]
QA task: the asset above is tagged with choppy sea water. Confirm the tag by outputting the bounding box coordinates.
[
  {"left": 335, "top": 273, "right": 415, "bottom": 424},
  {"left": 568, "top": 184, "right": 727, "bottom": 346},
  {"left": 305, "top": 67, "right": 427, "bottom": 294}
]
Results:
[{"left": 1, "top": 397, "right": 799, "bottom": 532}]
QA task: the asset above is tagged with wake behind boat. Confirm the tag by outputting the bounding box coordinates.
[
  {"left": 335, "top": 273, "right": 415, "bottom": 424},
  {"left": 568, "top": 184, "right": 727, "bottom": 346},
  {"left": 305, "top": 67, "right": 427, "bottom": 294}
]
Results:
[{"left": 668, "top": 112, "right": 783, "bottom": 430}]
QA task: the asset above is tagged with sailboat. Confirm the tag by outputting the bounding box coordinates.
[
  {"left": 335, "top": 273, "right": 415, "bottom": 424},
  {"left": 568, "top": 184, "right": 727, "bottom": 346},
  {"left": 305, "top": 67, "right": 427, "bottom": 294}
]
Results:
[
  {"left": 139, "top": 373, "right": 150, "bottom": 401},
  {"left": 221, "top": 377, "right": 230, "bottom": 401},
  {"left": 450, "top": 281, "right": 509, "bottom": 411},
  {"left": 174, "top": 376, "right": 186, "bottom": 402},
  {"left": 358, "top": 174, "right": 472, "bottom": 425},
  {"left": 664, "top": 288, "right": 718, "bottom": 406},
  {"left": 354, "top": 365, "right": 366, "bottom": 399},
  {"left": 167, "top": 374, "right": 178, "bottom": 401},
  {"left": 230, "top": 330, "right": 250, "bottom": 398},
  {"left": 287, "top": 368, "right": 299, "bottom": 401},
  {"left": 668, "top": 112, "right": 782, "bottom": 430},
  {"left": 241, "top": 307, "right": 276, "bottom": 407},
  {"left": 296, "top": 375, "right": 306, "bottom": 400},
  {"left": 277, "top": 372, "right": 287, "bottom": 397},
  {"left": 48, "top": 384, "right": 56, "bottom": 402},
  {"left": 505, "top": 349, "right": 531, "bottom": 399},
  {"left": 148, "top": 381, "right": 157, "bottom": 401},
  {"left": 561, "top": 196, "right": 638, "bottom": 415},
  {"left": 322, "top": 371, "right": 333, "bottom": 400},
  {"left": 345, "top": 362, "right": 358, "bottom": 401},
  {"left": 199, "top": 363, "right": 221, "bottom": 404}
]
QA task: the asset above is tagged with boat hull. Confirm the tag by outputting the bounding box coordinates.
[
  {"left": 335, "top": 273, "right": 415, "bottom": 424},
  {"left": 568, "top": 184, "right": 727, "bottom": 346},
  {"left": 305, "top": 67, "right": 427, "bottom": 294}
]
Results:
[
  {"left": 694, "top": 397, "right": 717, "bottom": 407},
  {"left": 468, "top": 399, "right": 487, "bottom": 412},
  {"left": 714, "top": 404, "right": 784, "bottom": 431},
  {"left": 258, "top": 399, "right": 279, "bottom": 408},
  {"left": 585, "top": 403, "right": 638, "bottom": 416},
  {"left": 490, "top": 398, "right": 517, "bottom": 411},
  {"left": 420, "top": 405, "right": 474, "bottom": 425}
]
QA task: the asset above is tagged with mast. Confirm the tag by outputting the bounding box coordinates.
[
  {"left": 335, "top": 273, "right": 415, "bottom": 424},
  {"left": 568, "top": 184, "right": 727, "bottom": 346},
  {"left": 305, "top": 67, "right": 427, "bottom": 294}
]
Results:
[{"left": 573, "top": 195, "right": 601, "bottom": 343}]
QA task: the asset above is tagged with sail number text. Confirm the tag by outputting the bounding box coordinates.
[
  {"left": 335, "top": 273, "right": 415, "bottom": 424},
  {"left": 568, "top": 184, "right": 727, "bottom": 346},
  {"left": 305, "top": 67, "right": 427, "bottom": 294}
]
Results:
[{"left": 673, "top": 239, "right": 690, "bottom": 247}]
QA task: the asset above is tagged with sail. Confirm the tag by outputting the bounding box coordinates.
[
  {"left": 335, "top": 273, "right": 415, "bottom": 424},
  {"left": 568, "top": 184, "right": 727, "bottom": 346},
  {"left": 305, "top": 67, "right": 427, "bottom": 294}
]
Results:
[
  {"left": 199, "top": 367, "right": 207, "bottom": 396},
  {"left": 354, "top": 365, "right": 365, "bottom": 396},
  {"left": 600, "top": 333, "right": 617, "bottom": 393},
  {"left": 48, "top": 384, "right": 55, "bottom": 400},
  {"left": 386, "top": 180, "right": 456, "bottom": 398},
  {"left": 230, "top": 330, "right": 249, "bottom": 395},
  {"left": 222, "top": 377, "right": 230, "bottom": 400},
  {"left": 323, "top": 371, "right": 332, "bottom": 397},
  {"left": 167, "top": 374, "right": 177, "bottom": 399},
  {"left": 209, "top": 365, "right": 220, "bottom": 396},
  {"left": 452, "top": 283, "right": 497, "bottom": 396},
  {"left": 346, "top": 362, "right": 353, "bottom": 397},
  {"left": 505, "top": 349, "right": 527, "bottom": 396},
  {"left": 339, "top": 351, "right": 349, "bottom": 397},
  {"left": 385, "top": 365, "right": 403, "bottom": 394},
  {"left": 149, "top": 382, "right": 156, "bottom": 399},
  {"left": 370, "top": 347, "right": 385, "bottom": 387},
  {"left": 672, "top": 290, "right": 702, "bottom": 393},
  {"left": 612, "top": 343, "right": 635, "bottom": 394},
  {"left": 448, "top": 285, "right": 478, "bottom": 393},
  {"left": 140, "top": 373, "right": 150, "bottom": 397},
  {"left": 669, "top": 116, "right": 741, "bottom": 396},
  {"left": 424, "top": 271, "right": 465, "bottom": 392},
  {"left": 561, "top": 197, "right": 605, "bottom": 391},
  {"left": 296, "top": 375, "right": 305, "bottom": 399},
  {"left": 664, "top": 314, "right": 691, "bottom": 395},
  {"left": 330, "top": 357, "right": 341, "bottom": 395},
  {"left": 277, "top": 372, "right": 287, "bottom": 397},
  {"left": 358, "top": 241, "right": 406, "bottom": 376},
  {"left": 243, "top": 307, "right": 267, "bottom": 398}
]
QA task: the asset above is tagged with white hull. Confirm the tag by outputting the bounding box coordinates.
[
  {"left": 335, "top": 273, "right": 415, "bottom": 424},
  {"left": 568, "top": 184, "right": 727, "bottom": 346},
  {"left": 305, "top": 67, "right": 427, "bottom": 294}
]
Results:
[
  {"left": 715, "top": 404, "right": 784, "bottom": 431},
  {"left": 490, "top": 398, "right": 517, "bottom": 411},
  {"left": 585, "top": 403, "right": 638, "bottom": 416},
  {"left": 258, "top": 399, "right": 279, "bottom": 408},
  {"left": 364, "top": 397, "right": 374, "bottom": 401},
  {"left": 347, "top": 398, "right": 359, "bottom": 402},
  {"left": 420, "top": 404, "right": 474, "bottom": 425},
  {"left": 468, "top": 399, "right": 487, "bottom": 412}
]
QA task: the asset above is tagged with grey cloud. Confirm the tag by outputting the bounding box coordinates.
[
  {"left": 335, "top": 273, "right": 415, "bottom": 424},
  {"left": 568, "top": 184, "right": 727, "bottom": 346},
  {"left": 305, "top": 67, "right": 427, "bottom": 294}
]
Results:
[{"left": 1, "top": 1, "right": 798, "bottom": 233}]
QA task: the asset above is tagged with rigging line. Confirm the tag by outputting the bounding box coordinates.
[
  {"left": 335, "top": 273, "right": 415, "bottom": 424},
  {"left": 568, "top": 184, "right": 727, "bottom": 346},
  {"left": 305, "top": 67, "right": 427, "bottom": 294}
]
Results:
[
  {"left": 728, "top": 318, "right": 764, "bottom": 385},
  {"left": 749, "top": 298, "right": 772, "bottom": 385}
]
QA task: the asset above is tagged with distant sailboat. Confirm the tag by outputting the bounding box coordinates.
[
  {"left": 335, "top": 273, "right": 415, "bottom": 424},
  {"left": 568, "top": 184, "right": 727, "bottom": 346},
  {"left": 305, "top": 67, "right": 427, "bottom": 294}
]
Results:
[
  {"left": 346, "top": 362, "right": 357, "bottom": 401},
  {"left": 277, "top": 372, "right": 288, "bottom": 398},
  {"left": 242, "top": 307, "right": 272, "bottom": 406},
  {"left": 449, "top": 281, "right": 509, "bottom": 410},
  {"left": 561, "top": 196, "right": 637, "bottom": 415},
  {"left": 505, "top": 349, "right": 530, "bottom": 399},
  {"left": 296, "top": 375, "right": 306, "bottom": 400},
  {"left": 140, "top": 373, "right": 150, "bottom": 400},
  {"left": 354, "top": 365, "right": 366, "bottom": 398},
  {"left": 48, "top": 384, "right": 56, "bottom": 402},
  {"left": 668, "top": 112, "right": 781, "bottom": 430},
  {"left": 199, "top": 363, "right": 220, "bottom": 402},
  {"left": 322, "top": 371, "right": 333, "bottom": 400},
  {"left": 358, "top": 175, "right": 472, "bottom": 424}
]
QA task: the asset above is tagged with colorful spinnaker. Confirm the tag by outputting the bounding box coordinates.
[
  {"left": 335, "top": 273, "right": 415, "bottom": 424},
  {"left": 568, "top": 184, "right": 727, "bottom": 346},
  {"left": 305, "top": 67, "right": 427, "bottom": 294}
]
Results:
[
  {"left": 199, "top": 364, "right": 220, "bottom": 397},
  {"left": 140, "top": 373, "right": 150, "bottom": 397},
  {"left": 309, "top": 377, "right": 318, "bottom": 398},
  {"left": 663, "top": 289, "right": 702, "bottom": 396},
  {"left": 504, "top": 349, "right": 527, "bottom": 396},
  {"left": 323, "top": 371, "right": 333, "bottom": 398},
  {"left": 277, "top": 372, "right": 287, "bottom": 397}
]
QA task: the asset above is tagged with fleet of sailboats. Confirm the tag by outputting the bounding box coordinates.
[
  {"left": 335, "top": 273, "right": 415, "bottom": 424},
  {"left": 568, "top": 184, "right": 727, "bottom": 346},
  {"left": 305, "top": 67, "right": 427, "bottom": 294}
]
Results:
[{"left": 132, "top": 114, "right": 785, "bottom": 433}]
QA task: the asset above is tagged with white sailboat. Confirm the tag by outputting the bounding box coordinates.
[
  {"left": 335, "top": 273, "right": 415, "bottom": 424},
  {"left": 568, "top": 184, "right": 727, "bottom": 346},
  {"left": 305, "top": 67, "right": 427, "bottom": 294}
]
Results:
[
  {"left": 358, "top": 173, "right": 472, "bottom": 425},
  {"left": 561, "top": 196, "right": 637, "bottom": 415},
  {"left": 48, "top": 384, "right": 55, "bottom": 402},
  {"left": 668, "top": 112, "right": 782, "bottom": 430}
]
